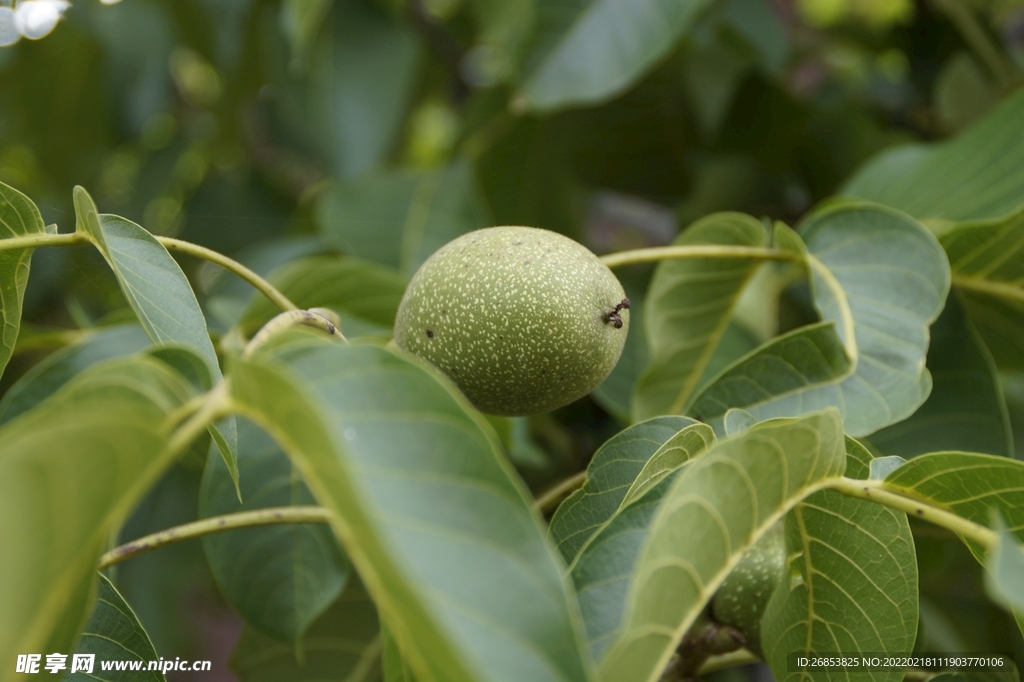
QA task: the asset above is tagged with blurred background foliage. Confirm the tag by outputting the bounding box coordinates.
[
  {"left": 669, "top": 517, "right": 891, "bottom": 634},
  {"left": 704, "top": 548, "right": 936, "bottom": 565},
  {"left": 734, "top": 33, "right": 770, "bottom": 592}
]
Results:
[{"left": 2, "top": 0, "right": 1024, "bottom": 678}]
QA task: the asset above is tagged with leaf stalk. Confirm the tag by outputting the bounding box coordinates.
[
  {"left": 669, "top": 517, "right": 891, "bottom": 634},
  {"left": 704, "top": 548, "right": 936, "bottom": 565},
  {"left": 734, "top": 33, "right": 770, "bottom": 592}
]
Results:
[
  {"left": 243, "top": 308, "right": 348, "bottom": 358},
  {"left": 600, "top": 245, "right": 802, "bottom": 269},
  {"left": 533, "top": 471, "right": 587, "bottom": 514},
  {"left": 98, "top": 505, "right": 333, "bottom": 570},
  {"left": 0, "top": 231, "right": 300, "bottom": 314},
  {"left": 827, "top": 477, "right": 997, "bottom": 549},
  {"left": 157, "top": 237, "right": 299, "bottom": 313},
  {"left": 0, "top": 232, "right": 88, "bottom": 251}
]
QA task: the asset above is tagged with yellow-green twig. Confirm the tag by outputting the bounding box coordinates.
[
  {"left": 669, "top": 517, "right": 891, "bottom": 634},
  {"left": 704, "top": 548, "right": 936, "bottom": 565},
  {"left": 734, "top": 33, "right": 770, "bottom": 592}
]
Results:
[
  {"left": 98, "top": 505, "right": 333, "bottom": 570},
  {"left": 600, "top": 245, "right": 801, "bottom": 269}
]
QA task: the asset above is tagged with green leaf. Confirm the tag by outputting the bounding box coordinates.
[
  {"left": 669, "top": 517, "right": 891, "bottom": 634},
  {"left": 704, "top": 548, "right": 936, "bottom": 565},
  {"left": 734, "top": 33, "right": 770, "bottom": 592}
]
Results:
[
  {"left": 0, "top": 356, "right": 194, "bottom": 669},
  {"left": 68, "top": 573, "right": 165, "bottom": 682},
  {"left": 73, "top": 189, "right": 219, "bottom": 375},
  {"left": 986, "top": 518, "right": 1024, "bottom": 613},
  {"left": 566, "top": 424, "right": 715, "bottom": 659},
  {"left": 239, "top": 255, "right": 407, "bottom": 339},
  {"left": 940, "top": 206, "right": 1024, "bottom": 370},
  {"left": 0, "top": 324, "right": 151, "bottom": 426},
  {"left": 231, "top": 576, "right": 381, "bottom": 682},
  {"left": 548, "top": 415, "right": 697, "bottom": 564},
  {"left": 883, "top": 452, "right": 1024, "bottom": 558},
  {"left": 200, "top": 418, "right": 349, "bottom": 642},
  {"left": 226, "top": 344, "right": 593, "bottom": 682},
  {"left": 869, "top": 294, "right": 1013, "bottom": 457},
  {"left": 844, "top": 435, "right": 874, "bottom": 479},
  {"left": 280, "top": 0, "right": 334, "bottom": 71},
  {"left": 620, "top": 423, "right": 715, "bottom": 508},
  {"left": 761, "top": 488, "right": 918, "bottom": 682},
  {"left": 686, "top": 321, "right": 852, "bottom": 433},
  {"left": 688, "top": 204, "right": 950, "bottom": 436},
  {"left": 842, "top": 87, "right": 1024, "bottom": 223},
  {"left": 316, "top": 159, "right": 491, "bottom": 277},
  {"left": 0, "top": 181, "right": 47, "bottom": 379},
  {"left": 72, "top": 187, "right": 238, "bottom": 484},
  {"left": 309, "top": 0, "right": 420, "bottom": 178},
  {"left": 802, "top": 203, "right": 950, "bottom": 435},
  {"left": 597, "top": 410, "right": 848, "bottom": 682},
  {"left": 382, "top": 623, "right": 417, "bottom": 682},
  {"left": 515, "top": 0, "right": 715, "bottom": 112},
  {"left": 884, "top": 449, "right": 1024, "bottom": 644},
  {"left": 632, "top": 212, "right": 769, "bottom": 421}
]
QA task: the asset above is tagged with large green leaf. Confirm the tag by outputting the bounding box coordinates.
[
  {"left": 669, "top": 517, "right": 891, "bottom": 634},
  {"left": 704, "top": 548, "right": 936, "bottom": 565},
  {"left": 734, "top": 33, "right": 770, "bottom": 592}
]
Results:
[
  {"left": 632, "top": 212, "right": 769, "bottom": 421},
  {"left": 687, "top": 204, "right": 950, "bottom": 436},
  {"left": 226, "top": 344, "right": 593, "bottom": 682},
  {"left": 686, "top": 322, "right": 852, "bottom": 434},
  {"left": 0, "top": 356, "right": 194, "bottom": 675},
  {"left": 842, "top": 87, "right": 1024, "bottom": 223},
  {"left": 567, "top": 424, "right": 715, "bottom": 659},
  {"left": 239, "top": 255, "right": 407, "bottom": 339},
  {"left": 231, "top": 576, "right": 381, "bottom": 682},
  {"left": 72, "top": 187, "right": 238, "bottom": 484},
  {"left": 0, "top": 324, "right": 151, "bottom": 426},
  {"left": 761, "top": 489, "right": 918, "bottom": 682},
  {"left": 515, "top": 0, "right": 715, "bottom": 112},
  {"left": 548, "top": 415, "right": 697, "bottom": 564},
  {"left": 883, "top": 452, "right": 1024, "bottom": 557},
  {"left": 596, "top": 410, "right": 847, "bottom": 682},
  {"left": 886, "top": 451, "right": 1024, "bottom": 645},
  {"left": 68, "top": 573, "right": 165, "bottom": 682},
  {"left": 316, "top": 159, "right": 491, "bottom": 277},
  {"left": 940, "top": 206, "right": 1024, "bottom": 370},
  {"left": 200, "top": 418, "right": 349, "bottom": 642},
  {"left": 870, "top": 295, "right": 1012, "bottom": 458},
  {"left": 0, "top": 181, "right": 48, "bottom": 380}
]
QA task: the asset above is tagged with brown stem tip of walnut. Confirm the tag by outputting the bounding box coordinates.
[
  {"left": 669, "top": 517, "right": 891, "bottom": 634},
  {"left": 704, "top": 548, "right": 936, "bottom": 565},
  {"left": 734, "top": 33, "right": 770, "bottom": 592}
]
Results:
[{"left": 604, "top": 298, "right": 631, "bottom": 329}]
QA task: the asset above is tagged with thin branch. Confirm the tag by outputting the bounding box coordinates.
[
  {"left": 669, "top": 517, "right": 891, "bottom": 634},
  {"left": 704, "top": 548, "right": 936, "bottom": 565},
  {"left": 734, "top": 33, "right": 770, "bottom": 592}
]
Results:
[
  {"left": 98, "top": 505, "right": 333, "bottom": 570},
  {"left": 827, "top": 478, "right": 997, "bottom": 550},
  {"left": 533, "top": 471, "right": 587, "bottom": 514},
  {"left": 952, "top": 275, "right": 1024, "bottom": 304},
  {"left": 157, "top": 237, "right": 298, "bottom": 313},
  {"left": 0, "top": 232, "right": 88, "bottom": 252},
  {"left": 600, "top": 245, "right": 802, "bottom": 269},
  {"left": 243, "top": 309, "right": 347, "bottom": 358},
  {"left": 0, "top": 230, "right": 299, "bottom": 315}
]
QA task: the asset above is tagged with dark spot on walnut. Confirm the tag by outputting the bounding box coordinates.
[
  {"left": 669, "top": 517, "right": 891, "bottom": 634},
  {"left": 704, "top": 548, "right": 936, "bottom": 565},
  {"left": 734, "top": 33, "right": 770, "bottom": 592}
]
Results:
[{"left": 425, "top": 329, "right": 434, "bottom": 338}]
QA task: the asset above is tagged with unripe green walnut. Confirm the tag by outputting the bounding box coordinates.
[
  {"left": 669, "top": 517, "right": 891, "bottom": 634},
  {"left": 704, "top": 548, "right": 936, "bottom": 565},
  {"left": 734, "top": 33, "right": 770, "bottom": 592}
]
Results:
[
  {"left": 394, "top": 226, "right": 629, "bottom": 416},
  {"left": 711, "top": 522, "right": 786, "bottom": 656}
]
